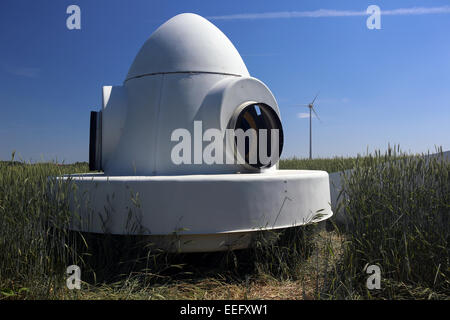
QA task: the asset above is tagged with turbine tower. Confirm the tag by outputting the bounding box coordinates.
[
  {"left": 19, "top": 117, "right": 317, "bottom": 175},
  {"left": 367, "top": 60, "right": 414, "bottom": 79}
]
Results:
[{"left": 306, "top": 93, "right": 320, "bottom": 159}]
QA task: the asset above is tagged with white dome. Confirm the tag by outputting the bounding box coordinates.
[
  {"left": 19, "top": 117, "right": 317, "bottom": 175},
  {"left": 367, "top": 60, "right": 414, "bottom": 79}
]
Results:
[{"left": 125, "top": 13, "right": 250, "bottom": 81}]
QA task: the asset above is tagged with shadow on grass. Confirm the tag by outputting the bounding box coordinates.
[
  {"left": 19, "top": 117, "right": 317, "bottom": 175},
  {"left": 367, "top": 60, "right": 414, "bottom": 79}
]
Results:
[{"left": 68, "top": 224, "right": 319, "bottom": 287}]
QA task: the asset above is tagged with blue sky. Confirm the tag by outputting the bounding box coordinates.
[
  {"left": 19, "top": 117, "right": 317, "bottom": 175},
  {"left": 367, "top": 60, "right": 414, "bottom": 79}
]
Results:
[{"left": 1, "top": 0, "right": 449, "bottom": 162}]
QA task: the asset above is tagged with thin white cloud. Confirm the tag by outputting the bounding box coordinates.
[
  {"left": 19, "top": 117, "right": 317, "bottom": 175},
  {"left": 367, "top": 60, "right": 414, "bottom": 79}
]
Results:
[
  {"left": 381, "top": 6, "right": 450, "bottom": 15},
  {"left": 12, "top": 67, "right": 40, "bottom": 78},
  {"left": 208, "top": 6, "right": 450, "bottom": 20},
  {"left": 3, "top": 65, "right": 40, "bottom": 78},
  {"left": 297, "top": 112, "right": 316, "bottom": 119}
]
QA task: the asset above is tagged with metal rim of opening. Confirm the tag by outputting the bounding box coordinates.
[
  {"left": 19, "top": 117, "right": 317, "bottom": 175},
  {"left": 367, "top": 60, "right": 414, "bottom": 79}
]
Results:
[{"left": 228, "top": 101, "right": 284, "bottom": 170}]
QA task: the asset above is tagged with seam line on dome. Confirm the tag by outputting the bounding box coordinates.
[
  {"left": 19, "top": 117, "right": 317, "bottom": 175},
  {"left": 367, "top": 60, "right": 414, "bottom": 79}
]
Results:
[
  {"left": 125, "top": 71, "right": 243, "bottom": 82},
  {"left": 153, "top": 74, "right": 165, "bottom": 175}
]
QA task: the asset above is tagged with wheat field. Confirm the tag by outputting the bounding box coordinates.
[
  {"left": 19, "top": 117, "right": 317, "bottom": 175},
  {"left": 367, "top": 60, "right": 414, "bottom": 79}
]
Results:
[{"left": 0, "top": 147, "right": 448, "bottom": 299}]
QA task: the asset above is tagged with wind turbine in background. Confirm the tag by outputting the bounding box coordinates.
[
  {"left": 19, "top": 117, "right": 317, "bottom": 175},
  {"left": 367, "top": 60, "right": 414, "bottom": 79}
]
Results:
[{"left": 294, "top": 93, "right": 321, "bottom": 159}]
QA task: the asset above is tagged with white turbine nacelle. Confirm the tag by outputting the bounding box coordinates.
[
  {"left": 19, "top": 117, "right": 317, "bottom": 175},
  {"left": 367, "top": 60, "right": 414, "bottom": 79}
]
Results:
[
  {"left": 63, "top": 13, "right": 333, "bottom": 253},
  {"left": 90, "top": 13, "right": 283, "bottom": 175}
]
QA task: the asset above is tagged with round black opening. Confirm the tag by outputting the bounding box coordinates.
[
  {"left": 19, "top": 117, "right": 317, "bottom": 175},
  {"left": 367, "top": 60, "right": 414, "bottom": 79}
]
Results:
[{"left": 233, "top": 103, "right": 284, "bottom": 168}]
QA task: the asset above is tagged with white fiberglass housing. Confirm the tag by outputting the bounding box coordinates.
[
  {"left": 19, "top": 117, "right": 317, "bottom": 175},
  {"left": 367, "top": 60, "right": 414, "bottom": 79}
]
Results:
[
  {"left": 62, "top": 13, "right": 333, "bottom": 252},
  {"left": 93, "top": 13, "right": 282, "bottom": 176}
]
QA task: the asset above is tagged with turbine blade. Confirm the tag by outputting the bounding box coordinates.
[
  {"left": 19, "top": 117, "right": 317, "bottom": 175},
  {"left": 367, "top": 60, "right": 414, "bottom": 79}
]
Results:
[
  {"left": 288, "top": 104, "right": 309, "bottom": 108},
  {"left": 311, "top": 106, "right": 321, "bottom": 121},
  {"left": 311, "top": 92, "right": 320, "bottom": 105}
]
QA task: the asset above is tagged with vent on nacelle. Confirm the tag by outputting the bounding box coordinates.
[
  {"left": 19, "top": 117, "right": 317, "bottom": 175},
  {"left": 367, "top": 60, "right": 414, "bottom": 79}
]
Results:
[{"left": 89, "top": 111, "right": 102, "bottom": 171}]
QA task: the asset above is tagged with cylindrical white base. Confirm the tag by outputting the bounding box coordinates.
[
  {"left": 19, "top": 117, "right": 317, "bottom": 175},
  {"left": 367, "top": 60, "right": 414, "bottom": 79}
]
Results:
[{"left": 59, "top": 170, "right": 332, "bottom": 252}]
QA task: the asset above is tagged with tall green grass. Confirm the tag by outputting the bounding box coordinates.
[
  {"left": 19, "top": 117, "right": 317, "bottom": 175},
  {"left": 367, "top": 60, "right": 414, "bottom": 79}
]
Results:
[
  {"left": 324, "top": 148, "right": 449, "bottom": 299},
  {"left": 0, "top": 159, "right": 89, "bottom": 298},
  {"left": 279, "top": 156, "right": 357, "bottom": 172},
  {"left": 0, "top": 147, "right": 448, "bottom": 299}
]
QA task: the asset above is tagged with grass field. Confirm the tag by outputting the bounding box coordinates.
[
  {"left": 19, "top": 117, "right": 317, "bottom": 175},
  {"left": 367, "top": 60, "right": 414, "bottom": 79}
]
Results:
[{"left": 0, "top": 147, "right": 448, "bottom": 300}]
